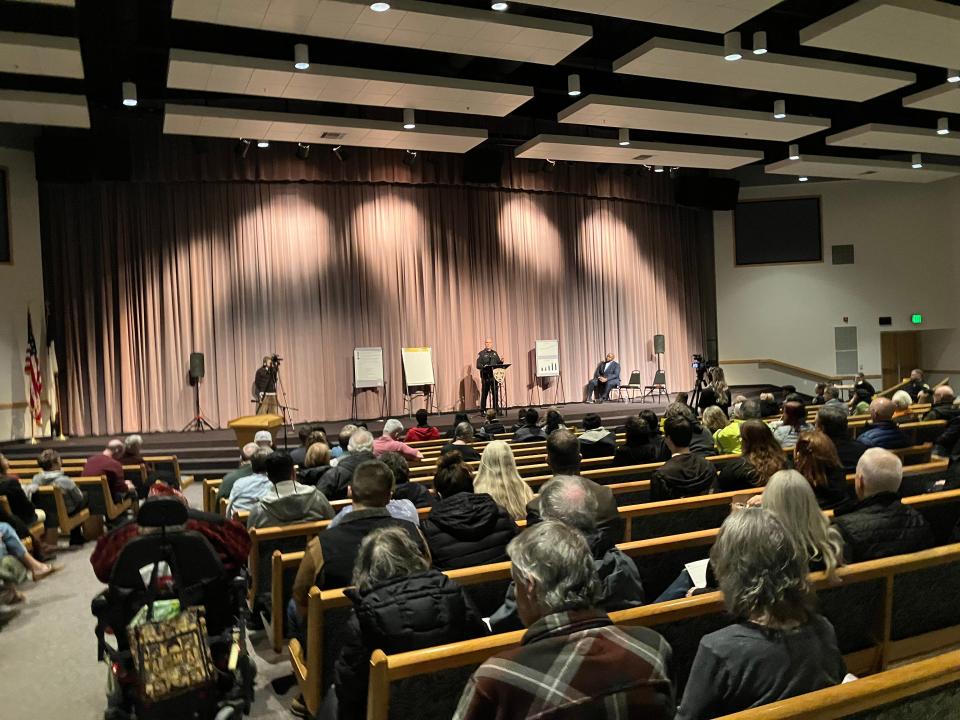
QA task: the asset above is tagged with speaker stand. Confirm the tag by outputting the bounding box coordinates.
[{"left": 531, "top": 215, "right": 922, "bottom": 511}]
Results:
[{"left": 181, "top": 379, "right": 215, "bottom": 432}]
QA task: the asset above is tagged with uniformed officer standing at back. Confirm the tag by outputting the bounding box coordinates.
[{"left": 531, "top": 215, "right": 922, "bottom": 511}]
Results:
[{"left": 476, "top": 337, "right": 503, "bottom": 415}]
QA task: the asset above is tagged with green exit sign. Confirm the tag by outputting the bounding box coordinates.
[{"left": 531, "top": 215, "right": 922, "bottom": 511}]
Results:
[{"left": 911, "top": 314, "right": 923, "bottom": 325}]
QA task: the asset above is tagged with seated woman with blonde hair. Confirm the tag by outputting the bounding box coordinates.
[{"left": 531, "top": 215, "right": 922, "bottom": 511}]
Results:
[{"left": 473, "top": 440, "right": 534, "bottom": 521}]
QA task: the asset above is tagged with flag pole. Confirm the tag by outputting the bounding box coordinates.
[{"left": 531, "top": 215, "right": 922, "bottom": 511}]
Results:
[
  {"left": 55, "top": 377, "right": 66, "bottom": 441},
  {"left": 28, "top": 411, "right": 38, "bottom": 445}
]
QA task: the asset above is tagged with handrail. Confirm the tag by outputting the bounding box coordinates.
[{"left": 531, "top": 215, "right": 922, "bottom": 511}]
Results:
[{"left": 719, "top": 358, "right": 880, "bottom": 383}]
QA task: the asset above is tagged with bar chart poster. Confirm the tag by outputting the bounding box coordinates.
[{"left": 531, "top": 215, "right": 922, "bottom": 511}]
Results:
[{"left": 536, "top": 340, "right": 560, "bottom": 378}]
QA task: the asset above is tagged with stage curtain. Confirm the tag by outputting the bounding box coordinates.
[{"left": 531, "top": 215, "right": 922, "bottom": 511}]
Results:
[{"left": 41, "top": 179, "right": 706, "bottom": 435}]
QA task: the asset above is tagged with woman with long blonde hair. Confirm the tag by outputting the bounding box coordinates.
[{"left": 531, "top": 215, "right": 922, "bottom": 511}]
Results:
[{"left": 473, "top": 440, "right": 534, "bottom": 520}]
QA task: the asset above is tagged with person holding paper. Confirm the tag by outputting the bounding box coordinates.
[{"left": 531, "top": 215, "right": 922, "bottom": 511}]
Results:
[
  {"left": 476, "top": 338, "right": 503, "bottom": 415},
  {"left": 587, "top": 353, "right": 621, "bottom": 403}
]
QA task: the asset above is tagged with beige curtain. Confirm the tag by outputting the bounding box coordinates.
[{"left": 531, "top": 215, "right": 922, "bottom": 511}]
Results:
[{"left": 42, "top": 180, "right": 705, "bottom": 434}]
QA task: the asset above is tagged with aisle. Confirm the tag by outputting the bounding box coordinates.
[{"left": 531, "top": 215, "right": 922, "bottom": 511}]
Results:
[{"left": 0, "top": 483, "right": 296, "bottom": 719}]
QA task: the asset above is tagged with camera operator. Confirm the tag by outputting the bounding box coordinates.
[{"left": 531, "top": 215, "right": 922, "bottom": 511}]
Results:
[{"left": 254, "top": 354, "right": 281, "bottom": 415}]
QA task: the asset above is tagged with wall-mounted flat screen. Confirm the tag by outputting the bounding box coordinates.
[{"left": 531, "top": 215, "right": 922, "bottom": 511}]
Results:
[{"left": 734, "top": 197, "right": 822, "bottom": 265}]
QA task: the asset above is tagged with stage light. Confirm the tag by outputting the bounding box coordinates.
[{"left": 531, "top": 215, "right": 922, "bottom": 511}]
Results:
[
  {"left": 296, "top": 142, "right": 311, "bottom": 159},
  {"left": 773, "top": 99, "right": 786, "bottom": 119},
  {"left": 491, "top": 1, "right": 508, "bottom": 9},
  {"left": 332, "top": 145, "right": 347, "bottom": 163},
  {"left": 618, "top": 128, "right": 630, "bottom": 146},
  {"left": 752, "top": 31, "right": 767, "bottom": 55},
  {"left": 294, "top": 43, "right": 309, "bottom": 70},
  {"left": 567, "top": 74, "right": 581, "bottom": 96},
  {"left": 654, "top": 165, "right": 664, "bottom": 173},
  {"left": 798, "top": 176, "right": 808, "bottom": 182},
  {"left": 788, "top": 143, "right": 800, "bottom": 161},
  {"left": 122, "top": 81, "right": 137, "bottom": 107},
  {"left": 257, "top": 140, "right": 270, "bottom": 148},
  {"left": 403, "top": 149, "right": 418, "bottom": 166},
  {"left": 403, "top": 108, "right": 416, "bottom": 129},
  {"left": 937, "top": 117, "right": 950, "bottom": 135},
  {"left": 544, "top": 158, "right": 556, "bottom": 172},
  {"left": 370, "top": 2, "right": 390, "bottom": 11},
  {"left": 911, "top": 153, "right": 923, "bottom": 169},
  {"left": 948, "top": 68, "right": 960, "bottom": 83},
  {"left": 723, "top": 32, "right": 742, "bottom": 61},
  {"left": 237, "top": 139, "right": 251, "bottom": 159}
]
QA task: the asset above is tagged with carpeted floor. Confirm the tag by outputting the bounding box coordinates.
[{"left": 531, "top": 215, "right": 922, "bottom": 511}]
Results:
[{"left": 0, "top": 482, "right": 298, "bottom": 720}]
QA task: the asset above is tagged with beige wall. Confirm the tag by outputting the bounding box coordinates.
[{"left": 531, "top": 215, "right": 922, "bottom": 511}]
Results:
[
  {"left": 0, "top": 146, "right": 46, "bottom": 440},
  {"left": 714, "top": 176, "right": 960, "bottom": 393}
]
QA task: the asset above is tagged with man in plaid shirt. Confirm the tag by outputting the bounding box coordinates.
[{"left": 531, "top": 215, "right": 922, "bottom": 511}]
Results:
[{"left": 453, "top": 521, "right": 675, "bottom": 719}]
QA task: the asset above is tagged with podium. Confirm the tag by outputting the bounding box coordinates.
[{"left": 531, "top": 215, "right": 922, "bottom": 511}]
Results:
[
  {"left": 227, "top": 414, "right": 282, "bottom": 450},
  {"left": 482, "top": 363, "right": 511, "bottom": 413}
]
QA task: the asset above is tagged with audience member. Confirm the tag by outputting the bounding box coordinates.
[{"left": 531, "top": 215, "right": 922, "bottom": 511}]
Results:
[
  {"left": 254, "top": 430, "right": 274, "bottom": 449},
  {"left": 933, "top": 414, "right": 960, "bottom": 460},
  {"left": 822, "top": 386, "right": 848, "bottom": 414},
  {"left": 509, "top": 408, "right": 526, "bottom": 433},
  {"left": 454, "top": 521, "right": 674, "bottom": 720},
  {"left": 29, "top": 449, "right": 86, "bottom": 545},
  {"left": 0, "top": 520, "right": 60, "bottom": 604},
  {"left": 614, "top": 415, "right": 669, "bottom": 466},
  {"left": 526, "top": 430, "right": 623, "bottom": 548},
  {"left": 226, "top": 446, "right": 273, "bottom": 516},
  {"left": 0, "top": 456, "right": 42, "bottom": 528},
  {"left": 290, "top": 425, "right": 326, "bottom": 467},
  {"left": 316, "top": 429, "right": 376, "bottom": 500},
  {"left": 291, "top": 460, "right": 426, "bottom": 622},
  {"left": 891, "top": 390, "right": 917, "bottom": 424},
  {"left": 332, "top": 526, "right": 487, "bottom": 720},
  {"left": 330, "top": 424, "right": 357, "bottom": 461},
  {"left": 794, "top": 430, "right": 853, "bottom": 510},
  {"left": 701, "top": 405, "right": 729, "bottom": 435},
  {"left": 512, "top": 408, "right": 547, "bottom": 443},
  {"left": 447, "top": 413, "right": 471, "bottom": 439},
  {"left": 83, "top": 439, "right": 135, "bottom": 502},
  {"left": 905, "top": 368, "right": 930, "bottom": 402},
  {"left": 540, "top": 409, "right": 566, "bottom": 436},
  {"left": 758, "top": 392, "right": 779, "bottom": 418},
  {"left": 373, "top": 419, "right": 424, "bottom": 462},
  {"left": 717, "top": 420, "right": 786, "bottom": 491},
  {"left": 381, "top": 451, "right": 434, "bottom": 509},
  {"left": 853, "top": 372, "right": 876, "bottom": 399},
  {"left": 811, "top": 383, "right": 827, "bottom": 405},
  {"left": 329, "top": 462, "right": 420, "bottom": 529},
  {"left": 677, "top": 509, "right": 845, "bottom": 719},
  {"left": 296, "top": 441, "right": 332, "bottom": 486},
  {"left": 714, "top": 399, "right": 761, "bottom": 454},
  {"left": 120, "top": 434, "right": 147, "bottom": 466},
  {"left": 473, "top": 440, "right": 533, "bottom": 521},
  {"left": 651, "top": 417, "right": 716, "bottom": 501},
  {"left": 858, "top": 398, "right": 910, "bottom": 450},
  {"left": 924, "top": 385, "right": 960, "bottom": 423},
  {"left": 578, "top": 413, "right": 617, "bottom": 458},
  {"left": 697, "top": 366, "right": 730, "bottom": 414},
  {"left": 405, "top": 408, "right": 441, "bottom": 442},
  {"left": 815, "top": 406, "right": 867, "bottom": 473},
  {"left": 217, "top": 442, "right": 258, "bottom": 503},
  {"left": 832, "top": 449, "right": 934, "bottom": 563},
  {"left": 772, "top": 400, "right": 813, "bottom": 448},
  {"left": 420, "top": 451, "right": 517, "bottom": 570},
  {"left": 441, "top": 422, "right": 481, "bottom": 461},
  {"left": 247, "top": 452, "right": 333, "bottom": 529},
  {"left": 490, "top": 475, "right": 644, "bottom": 632},
  {"left": 664, "top": 402, "right": 716, "bottom": 456},
  {"left": 917, "top": 387, "right": 934, "bottom": 406},
  {"left": 639, "top": 409, "right": 671, "bottom": 460},
  {"left": 476, "top": 409, "right": 505, "bottom": 440}
]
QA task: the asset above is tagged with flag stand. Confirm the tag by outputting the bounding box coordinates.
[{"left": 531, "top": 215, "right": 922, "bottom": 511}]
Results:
[{"left": 28, "top": 416, "right": 38, "bottom": 445}]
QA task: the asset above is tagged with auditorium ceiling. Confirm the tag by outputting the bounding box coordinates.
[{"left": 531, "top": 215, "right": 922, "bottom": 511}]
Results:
[{"left": 2, "top": 0, "right": 960, "bottom": 184}]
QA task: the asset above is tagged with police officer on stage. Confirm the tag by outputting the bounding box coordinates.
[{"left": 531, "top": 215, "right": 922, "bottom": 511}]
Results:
[{"left": 477, "top": 337, "right": 503, "bottom": 415}]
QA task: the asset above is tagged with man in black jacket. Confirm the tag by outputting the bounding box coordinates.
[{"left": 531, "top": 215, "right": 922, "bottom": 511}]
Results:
[
  {"left": 663, "top": 402, "right": 716, "bottom": 457},
  {"left": 832, "top": 448, "right": 934, "bottom": 563},
  {"left": 316, "top": 429, "right": 376, "bottom": 500},
  {"left": 924, "top": 386, "right": 960, "bottom": 423},
  {"left": 476, "top": 409, "right": 506, "bottom": 440},
  {"left": 512, "top": 408, "right": 547, "bottom": 443},
  {"left": 651, "top": 417, "right": 716, "bottom": 501},
  {"left": 578, "top": 413, "right": 617, "bottom": 459},
  {"left": 816, "top": 405, "right": 868, "bottom": 473}
]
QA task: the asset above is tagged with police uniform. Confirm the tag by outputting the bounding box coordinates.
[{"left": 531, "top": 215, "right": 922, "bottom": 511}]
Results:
[{"left": 477, "top": 348, "right": 502, "bottom": 413}]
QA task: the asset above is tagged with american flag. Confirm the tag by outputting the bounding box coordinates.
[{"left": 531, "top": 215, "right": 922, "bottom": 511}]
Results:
[{"left": 24, "top": 311, "right": 43, "bottom": 428}]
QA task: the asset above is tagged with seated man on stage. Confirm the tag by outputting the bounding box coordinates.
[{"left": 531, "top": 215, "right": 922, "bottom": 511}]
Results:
[
  {"left": 587, "top": 353, "right": 621, "bottom": 403},
  {"left": 254, "top": 355, "right": 279, "bottom": 414},
  {"left": 476, "top": 338, "right": 504, "bottom": 415}
]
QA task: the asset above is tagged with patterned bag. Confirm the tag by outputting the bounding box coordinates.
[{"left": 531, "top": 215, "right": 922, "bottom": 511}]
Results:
[{"left": 127, "top": 604, "right": 216, "bottom": 702}]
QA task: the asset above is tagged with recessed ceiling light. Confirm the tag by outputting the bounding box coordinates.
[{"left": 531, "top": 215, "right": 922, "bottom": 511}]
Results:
[
  {"left": 403, "top": 108, "right": 416, "bottom": 129},
  {"left": 491, "top": 1, "right": 509, "bottom": 10},
  {"left": 798, "top": 176, "right": 808, "bottom": 182},
  {"left": 567, "top": 74, "right": 581, "bottom": 96},
  {"left": 257, "top": 140, "right": 270, "bottom": 148},
  {"left": 937, "top": 117, "right": 950, "bottom": 135},
  {"left": 911, "top": 153, "right": 923, "bottom": 169},
  {"left": 618, "top": 128, "right": 630, "bottom": 146},
  {"left": 370, "top": 2, "right": 390, "bottom": 11},
  {"left": 773, "top": 99, "right": 786, "bottom": 120},
  {"left": 752, "top": 31, "right": 767, "bottom": 55},
  {"left": 788, "top": 144, "right": 800, "bottom": 161},
  {"left": 948, "top": 68, "right": 960, "bottom": 83},
  {"left": 122, "top": 81, "right": 137, "bottom": 107},
  {"left": 723, "top": 32, "right": 742, "bottom": 62},
  {"left": 294, "top": 43, "right": 309, "bottom": 70}
]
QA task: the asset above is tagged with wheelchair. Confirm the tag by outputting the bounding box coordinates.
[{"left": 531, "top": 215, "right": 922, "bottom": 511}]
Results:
[{"left": 91, "top": 499, "right": 255, "bottom": 719}]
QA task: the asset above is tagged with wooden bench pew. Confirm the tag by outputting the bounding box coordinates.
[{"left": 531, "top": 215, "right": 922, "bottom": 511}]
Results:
[
  {"left": 143, "top": 455, "right": 194, "bottom": 489},
  {"left": 74, "top": 475, "right": 135, "bottom": 522},
  {"left": 364, "top": 541, "right": 960, "bottom": 720},
  {"left": 0, "top": 495, "right": 45, "bottom": 538},
  {"left": 30, "top": 485, "right": 90, "bottom": 539}
]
